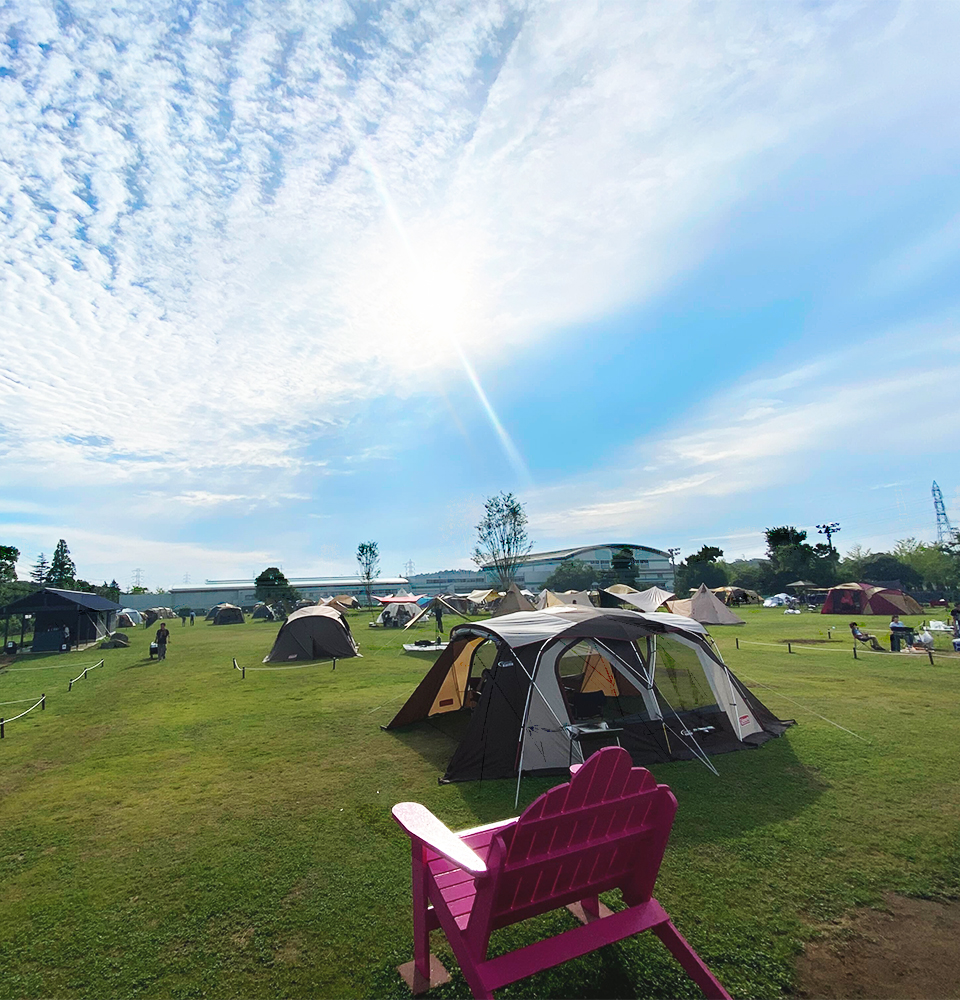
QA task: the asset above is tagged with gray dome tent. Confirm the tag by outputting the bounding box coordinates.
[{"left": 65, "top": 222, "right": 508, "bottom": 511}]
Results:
[
  {"left": 385, "top": 606, "right": 791, "bottom": 783},
  {"left": 263, "top": 605, "right": 359, "bottom": 663},
  {"left": 212, "top": 604, "right": 244, "bottom": 625}
]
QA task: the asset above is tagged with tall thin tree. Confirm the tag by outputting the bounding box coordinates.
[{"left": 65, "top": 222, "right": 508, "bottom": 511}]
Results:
[
  {"left": 31, "top": 553, "right": 49, "bottom": 585},
  {"left": 48, "top": 539, "right": 76, "bottom": 588},
  {"left": 356, "top": 541, "right": 380, "bottom": 608},
  {"left": 472, "top": 492, "right": 533, "bottom": 591}
]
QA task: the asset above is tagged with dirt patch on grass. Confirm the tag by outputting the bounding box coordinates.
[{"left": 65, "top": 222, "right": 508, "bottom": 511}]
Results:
[
  {"left": 796, "top": 893, "right": 960, "bottom": 998},
  {"left": 779, "top": 639, "right": 842, "bottom": 645}
]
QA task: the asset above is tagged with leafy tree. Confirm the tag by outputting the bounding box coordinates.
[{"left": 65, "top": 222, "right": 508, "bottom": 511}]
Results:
[
  {"left": 129, "top": 585, "right": 149, "bottom": 594},
  {"left": 31, "top": 553, "right": 49, "bottom": 585},
  {"left": 762, "top": 526, "right": 837, "bottom": 590},
  {"left": 544, "top": 560, "right": 596, "bottom": 593},
  {"left": 48, "top": 540, "right": 76, "bottom": 588},
  {"left": 356, "top": 542, "right": 380, "bottom": 607},
  {"left": 859, "top": 553, "right": 922, "bottom": 590},
  {"left": 255, "top": 567, "right": 301, "bottom": 605},
  {"left": 893, "top": 539, "right": 955, "bottom": 590},
  {"left": 609, "top": 547, "right": 638, "bottom": 588},
  {"left": 0, "top": 545, "right": 19, "bottom": 584},
  {"left": 838, "top": 544, "right": 873, "bottom": 582},
  {"left": 472, "top": 492, "right": 533, "bottom": 591},
  {"left": 674, "top": 545, "right": 727, "bottom": 592}
]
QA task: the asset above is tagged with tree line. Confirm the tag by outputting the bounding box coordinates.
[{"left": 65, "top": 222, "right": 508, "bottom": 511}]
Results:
[
  {"left": 0, "top": 540, "right": 121, "bottom": 608},
  {"left": 674, "top": 527, "right": 960, "bottom": 595}
]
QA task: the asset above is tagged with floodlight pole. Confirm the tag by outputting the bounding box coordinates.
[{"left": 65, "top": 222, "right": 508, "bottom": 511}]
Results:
[{"left": 816, "top": 522, "right": 841, "bottom": 552}]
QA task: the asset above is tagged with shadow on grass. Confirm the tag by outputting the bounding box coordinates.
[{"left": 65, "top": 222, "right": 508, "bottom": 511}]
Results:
[{"left": 390, "top": 720, "right": 826, "bottom": 846}]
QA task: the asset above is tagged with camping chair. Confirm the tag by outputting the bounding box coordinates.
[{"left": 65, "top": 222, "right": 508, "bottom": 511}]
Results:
[{"left": 392, "top": 746, "right": 730, "bottom": 1000}]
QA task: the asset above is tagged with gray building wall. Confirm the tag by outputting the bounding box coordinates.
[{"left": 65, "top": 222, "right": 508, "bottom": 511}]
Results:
[{"left": 406, "top": 569, "right": 491, "bottom": 596}]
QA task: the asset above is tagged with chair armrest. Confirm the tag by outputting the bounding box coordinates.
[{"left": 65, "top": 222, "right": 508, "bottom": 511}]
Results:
[{"left": 392, "top": 802, "right": 488, "bottom": 876}]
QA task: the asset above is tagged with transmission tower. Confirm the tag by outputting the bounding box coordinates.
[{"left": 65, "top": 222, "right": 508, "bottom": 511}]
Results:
[
  {"left": 403, "top": 559, "right": 416, "bottom": 577},
  {"left": 932, "top": 481, "right": 954, "bottom": 543},
  {"left": 132, "top": 567, "right": 143, "bottom": 589}
]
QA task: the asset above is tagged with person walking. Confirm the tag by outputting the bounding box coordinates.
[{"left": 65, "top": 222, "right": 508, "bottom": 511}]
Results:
[
  {"left": 190, "top": 611, "right": 195, "bottom": 626},
  {"left": 434, "top": 601, "right": 444, "bottom": 634},
  {"left": 156, "top": 622, "right": 170, "bottom": 661}
]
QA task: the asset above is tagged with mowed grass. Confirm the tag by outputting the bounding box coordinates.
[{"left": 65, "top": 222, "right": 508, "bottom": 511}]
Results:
[{"left": 1, "top": 608, "right": 959, "bottom": 999}]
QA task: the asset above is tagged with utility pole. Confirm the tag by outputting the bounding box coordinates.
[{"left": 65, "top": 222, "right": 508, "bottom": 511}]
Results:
[{"left": 816, "top": 522, "right": 841, "bottom": 551}]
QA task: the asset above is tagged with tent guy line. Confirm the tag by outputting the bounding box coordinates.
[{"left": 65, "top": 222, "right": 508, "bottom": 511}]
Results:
[{"left": 733, "top": 674, "right": 870, "bottom": 743}]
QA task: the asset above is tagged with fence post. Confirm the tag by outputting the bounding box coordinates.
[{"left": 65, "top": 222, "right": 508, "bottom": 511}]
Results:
[
  {"left": 242, "top": 665, "right": 245, "bottom": 679},
  {"left": 788, "top": 642, "right": 793, "bottom": 654},
  {"left": 1, "top": 718, "right": 4, "bottom": 739},
  {"left": 735, "top": 637, "right": 739, "bottom": 650},
  {"left": 41, "top": 694, "right": 45, "bottom": 711},
  {"left": 68, "top": 679, "right": 73, "bottom": 691}
]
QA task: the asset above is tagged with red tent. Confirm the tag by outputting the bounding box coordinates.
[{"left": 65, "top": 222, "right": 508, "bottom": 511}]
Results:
[{"left": 820, "top": 582, "right": 922, "bottom": 616}]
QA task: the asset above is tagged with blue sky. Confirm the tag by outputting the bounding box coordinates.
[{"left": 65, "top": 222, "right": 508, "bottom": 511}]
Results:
[{"left": 1, "top": 0, "right": 959, "bottom": 590}]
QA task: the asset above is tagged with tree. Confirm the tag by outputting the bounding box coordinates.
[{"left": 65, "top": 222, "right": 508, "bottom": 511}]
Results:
[
  {"left": 472, "top": 492, "right": 533, "bottom": 591},
  {"left": 893, "top": 538, "right": 955, "bottom": 590},
  {"left": 674, "top": 545, "right": 728, "bottom": 592},
  {"left": 356, "top": 542, "right": 380, "bottom": 607},
  {"left": 544, "top": 559, "right": 596, "bottom": 593},
  {"left": 609, "top": 547, "right": 638, "bottom": 588},
  {"left": 48, "top": 540, "right": 76, "bottom": 588},
  {"left": 839, "top": 544, "right": 873, "bottom": 582},
  {"left": 31, "top": 553, "right": 49, "bottom": 585},
  {"left": 254, "top": 567, "right": 301, "bottom": 605},
  {"left": 0, "top": 544, "right": 18, "bottom": 584},
  {"left": 859, "top": 553, "right": 921, "bottom": 590}
]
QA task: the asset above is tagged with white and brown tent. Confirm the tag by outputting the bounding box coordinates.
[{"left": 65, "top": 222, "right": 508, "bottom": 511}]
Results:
[
  {"left": 536, "top": 589, "right": 593, "bottom": 610},
  {"left": 666, "top": 584, "right": 745, "bottom": 626},
  {"left": 263, "top": 605, "right": 359, "bottom": 662},
  {"left": 493, "top": 583, "right": 536, "bottom": 617},
  {"left": 600, "top": 585, "right": 674, "bottom": 613},
  {"left": 384, "top": 606, "right": 791, "bottom": 782},
  {"left": 212, "top": 604, "right": 245, "bottom": 625}
]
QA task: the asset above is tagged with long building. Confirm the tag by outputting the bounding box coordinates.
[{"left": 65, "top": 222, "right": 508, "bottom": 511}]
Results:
[
  {"left": 120, "top": 576, "right": 409, "bottom": 612},
  {"left": 409, "top": 543, "right": 674, "bottom": 596}
]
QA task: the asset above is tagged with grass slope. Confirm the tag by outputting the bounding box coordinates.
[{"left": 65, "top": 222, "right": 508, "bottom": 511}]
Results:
[{"left": 1, "top": 609, "right": 958, "bottom": 998}]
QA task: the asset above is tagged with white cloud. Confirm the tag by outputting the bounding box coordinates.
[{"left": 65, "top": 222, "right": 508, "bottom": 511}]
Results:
[{"left": 2, "top": 0, "right": 955, "bottom": 499}]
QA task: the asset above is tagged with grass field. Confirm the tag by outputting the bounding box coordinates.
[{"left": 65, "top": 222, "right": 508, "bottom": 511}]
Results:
[{"left": 1, "top": 607, "right": 959, "bottom": 999}]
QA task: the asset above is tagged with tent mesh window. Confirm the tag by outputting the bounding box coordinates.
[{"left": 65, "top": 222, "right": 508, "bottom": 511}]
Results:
[
  {"left": 654, "top": 636, "right": 721, "bottom": 724},
  {"left": 556, "top": 641, "right": 650, "bottom": 722}
]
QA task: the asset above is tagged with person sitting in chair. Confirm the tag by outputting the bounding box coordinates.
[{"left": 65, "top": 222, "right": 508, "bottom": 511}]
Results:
[{"left": 849, "top": 621, "right": 884, "bottom": 652}]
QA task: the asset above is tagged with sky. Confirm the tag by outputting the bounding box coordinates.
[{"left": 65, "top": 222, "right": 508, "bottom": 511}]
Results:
[{"left": 1, "top": 0, "right": 959, "bottom": 591}]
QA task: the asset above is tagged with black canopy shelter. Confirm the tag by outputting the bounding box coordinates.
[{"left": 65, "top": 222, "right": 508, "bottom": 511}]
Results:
[{"left": 0, "top": 588, "right": 121, "bottom": 652}]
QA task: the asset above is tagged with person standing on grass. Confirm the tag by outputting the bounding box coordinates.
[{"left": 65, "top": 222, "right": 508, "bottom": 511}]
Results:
[
  {"left": 156, "top": 622, "right": 170, "bottom": 660},
  {"left": 434, "top": 601, "right": 444, "bottom": 634},
  {"left": 190, "top": 610, "right": 195, "bottom": 626}
]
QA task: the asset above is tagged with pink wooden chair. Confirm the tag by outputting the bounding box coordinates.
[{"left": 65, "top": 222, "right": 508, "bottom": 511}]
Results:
[{"left": 392, "top": 746, "right": 731, "bottom": 1000}]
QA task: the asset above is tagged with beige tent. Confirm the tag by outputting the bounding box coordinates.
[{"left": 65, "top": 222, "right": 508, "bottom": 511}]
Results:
[
  {"left": 605, "top": 583, "right": 639, "bottom": 595},
  {"left": 667, "top": 583, "right": 745, "bottom": 625},
  {"left": 536, "top": 589, "right": 593, "bottom": 610},
  {"left": 465, "top": 588, "right": 500, "bottom": 605},
  {"left": 493, "top": 583, "right": 536, "bottom": 617},
  {"left": 607, "top": 585, "right": 675, "bottom": 613}
]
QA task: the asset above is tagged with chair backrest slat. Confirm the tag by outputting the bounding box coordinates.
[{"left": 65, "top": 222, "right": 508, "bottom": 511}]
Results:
[{"left": 486, "top": 748, "right": 674, "bottom": 924}]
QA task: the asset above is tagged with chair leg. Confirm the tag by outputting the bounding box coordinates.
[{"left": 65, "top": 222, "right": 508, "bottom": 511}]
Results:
[
  {"left": 566, "top": 895, "right": 614, "bottom": 924},
  {"left": 652, "top": 920, "right": 731, "bottom": 1000},
  {"left": 398, "top": 848, "right": 452, "bottom": 995}
]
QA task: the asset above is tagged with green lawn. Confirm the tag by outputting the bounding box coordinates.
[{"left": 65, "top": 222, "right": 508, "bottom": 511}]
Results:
[{"left": 1, "top": 608, "right": 958, "bottom": 999}]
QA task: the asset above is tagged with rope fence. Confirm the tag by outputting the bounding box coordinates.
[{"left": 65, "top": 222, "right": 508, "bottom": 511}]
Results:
[
  {"left": 2, "top": 659, "right": 102, "bottom": 672},
  {"left": 233, "top": 657, "right": 245, "bottom": 679},
  {"left": 68, "top": 659, "right": 105, "bottom": 691},
  {"left": 0, "top": 695, "right": 45, "bottom": 738},
  {"left": 730, "top": 637, "right": 960, "bottom": 664},
  {"left": 233, "top": 657, "right": 340, "bottom": 675}
]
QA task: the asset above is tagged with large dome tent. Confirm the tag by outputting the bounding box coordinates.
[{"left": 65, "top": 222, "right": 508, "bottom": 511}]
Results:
[
  {"left": 212, "top": 604, "right": 244, "bottom": 625},
  {"left": 385, "top": 606, "right": 792, "bottom": 783},
  {"left": 263, "top": 605, "right": 359, "bottom": 663},
  {"left": 821, "top": 582, "right": 923, "bottom": 616}
]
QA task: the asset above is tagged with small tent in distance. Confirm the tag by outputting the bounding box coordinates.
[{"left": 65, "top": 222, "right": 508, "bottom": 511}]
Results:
[
  {"left": 821, "top": 582, "right": 923, "bottom": 616},
  {"left": 667, "top": 584, "right": 745, "bottom": 625},
  {"left": 536, "top": 589, "right": 593, "bottom": 609},
  {"left": 493, "top": 583, "right": 536, "bottom": 617},
  {"left": 712, "top": 586, "right": 761, "bottom": 606},
  {"left": 263, "top": 605, "right": 359, "bottom": 663},
  {"left": 212, "top": 604, "right": 244, "bottom": 625},
  {"left": 251, "top": 603, "right": 276, "bottom": 620}
]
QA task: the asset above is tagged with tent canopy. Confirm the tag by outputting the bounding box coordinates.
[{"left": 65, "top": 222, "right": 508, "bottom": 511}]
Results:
[
  {"left": 602, "top": 585, "right": 675, "bottom": 613},
  {"left": 712, "top": 586, "right": 762, "bottom": 605},
  {"left": 263, "top": 605, "right": 359, "bottom": 662},
  {"left": 536, "top": 589, "right": 593, "bottom": 610},
  {"left": 386, "top": 606, "right": 791, "bottom": 782},
  {"left": 404, "top": 594, "right": 475, "bottom": 629},
  {"left": 464, "top": 588, "right": 500, "bottom": 605},
  {"left": 820, "top": 582, "right": 923, "bottom": 616},
  {"left": 493, "top": 583, "right": 536, "bottom": 617},
  {"left": 605, "top": 583, "right": 639, "bottom": 595},
  {"left": 666, "top": 584, "right": 745, "bottom": 625}
]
